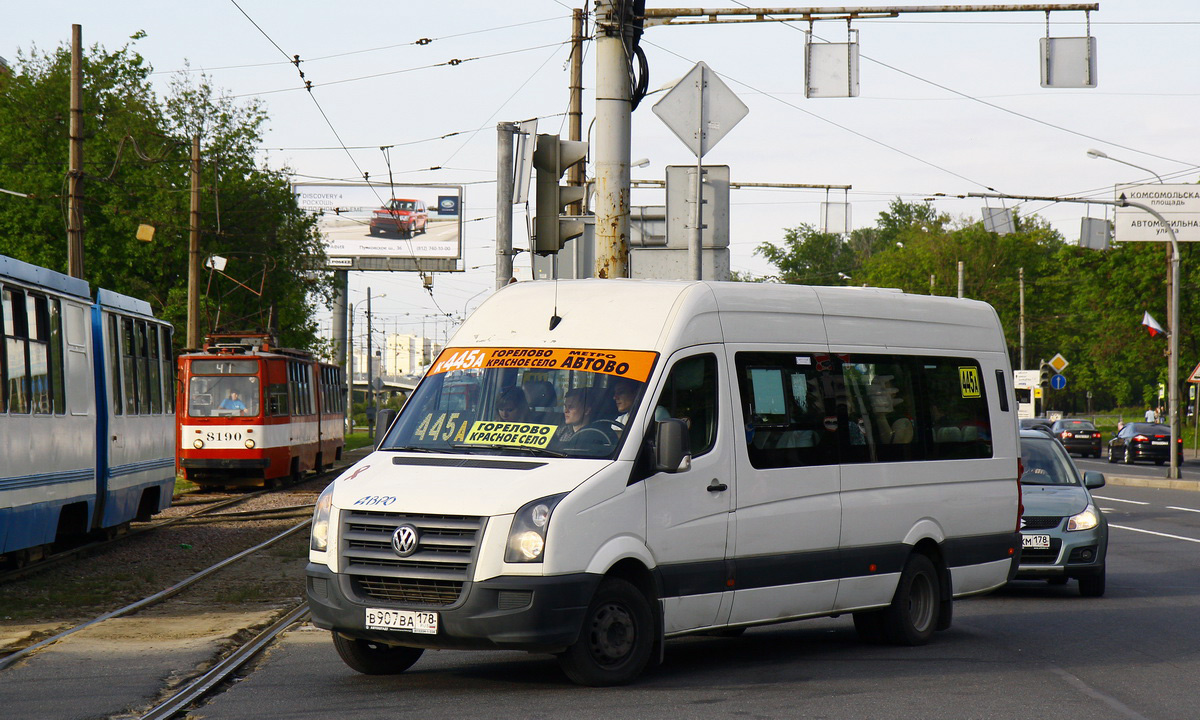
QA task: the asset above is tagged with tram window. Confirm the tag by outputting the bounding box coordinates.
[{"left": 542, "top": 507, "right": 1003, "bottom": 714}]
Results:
[
  {"left": 4, "top": 288, "right": 30, "bottom": 414},
  {"left": 161, "top": 326, "right": 174, "bottom": 413},
  {"left": 134, "top": 321, "right": 150, "bottom": 414},
  {"left": 109, "top": 315, "right": 123, "bottom": 415},
  {"left": 269, "top": 382, "right": 288, "bottom": 416},
  {"left": 120, "top": 318, "right": 137, "bottom": 414},
  {"left": 50, "top": 298, "right": 65, "bottom": 415},
  {"left": 148, "top": 323, "right": 163, "bottom": 414},
  {"left": 29, "top": 294, "right": 50, "bottom": 415}
]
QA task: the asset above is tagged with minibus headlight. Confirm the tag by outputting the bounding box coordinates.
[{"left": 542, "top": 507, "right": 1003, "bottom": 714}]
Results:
[
  {"left": 310, "top": 484, "right": 335, "bottom": 552},
  {"left": 505, "top": 493, "right": 567, "bottom": 563},
  {"left": 193, "top": 439, "right": 204, "bottom": 449},
  {"left": 1067, "top": 505, "right": 1100, "bottom": 532},
  {"left": 244, "top": 439, "right": 256, "bottom": 449}
]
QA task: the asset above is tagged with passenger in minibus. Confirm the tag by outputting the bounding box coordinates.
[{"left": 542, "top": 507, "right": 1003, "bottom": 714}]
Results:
[{"left": 496, "top": 386, "right": 529, "bottom": 423}]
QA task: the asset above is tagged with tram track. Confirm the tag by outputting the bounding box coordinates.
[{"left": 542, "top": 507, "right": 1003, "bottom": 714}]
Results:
[
  {"left": 0, "top": 465, "right": 339, "bottom": 585},
  {"left": 0, "top": 446, "right": 370, "bottom": 718}
]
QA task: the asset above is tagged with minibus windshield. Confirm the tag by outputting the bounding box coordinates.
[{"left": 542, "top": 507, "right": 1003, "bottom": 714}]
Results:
[{"left": 381, "top": 347, "right": 658, "bottom": 460}]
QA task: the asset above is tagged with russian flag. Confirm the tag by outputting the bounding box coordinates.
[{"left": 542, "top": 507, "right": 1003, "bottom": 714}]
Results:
[{"left": 1143, "top": 311, "right": 1166, "bottom": 338}]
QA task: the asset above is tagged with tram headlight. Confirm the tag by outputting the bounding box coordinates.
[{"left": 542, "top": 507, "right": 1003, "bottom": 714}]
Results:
[
  {"left": 505, "top": 493, "right": 567, "bottom": 563},
  {"left": 244, "top": 439, "right": 256, "bottom": 449},
  {"left": 310, "top": 484, "right": 335, "bottom": 552},
  {"left": 193, "top": 439, "right": 204, "bottom": 449}
]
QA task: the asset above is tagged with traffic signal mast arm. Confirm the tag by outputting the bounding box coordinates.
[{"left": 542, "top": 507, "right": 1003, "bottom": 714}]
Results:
[{"left": 640, "top": 4, "right": 1098, "bottom": 28}]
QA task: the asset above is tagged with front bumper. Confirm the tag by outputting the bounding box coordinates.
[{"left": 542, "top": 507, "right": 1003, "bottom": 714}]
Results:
[
  {"left": 1014, "top": 529, "right": 1106, "bottom": 580},
  {"left": 306, "top": 563, "right": 601, "bottom": 652}
]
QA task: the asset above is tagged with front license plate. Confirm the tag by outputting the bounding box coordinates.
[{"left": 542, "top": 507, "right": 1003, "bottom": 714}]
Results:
[
  {"left": 1022, "top": 534, "right": 1051, "bottom": 550},
  {"left": 365, "top": 608, "right": 438, "bottom": 635}
]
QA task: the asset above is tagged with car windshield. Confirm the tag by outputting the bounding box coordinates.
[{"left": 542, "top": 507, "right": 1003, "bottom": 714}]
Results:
[
  {"left": 1020, "top": 436, "right": 1080, "bottom": 486},
  {"left": 388, "top": 200, "right": 417, "bottom": 211},
  {"left": 380, "top": 346, "right": 659, "bottom": 460}
]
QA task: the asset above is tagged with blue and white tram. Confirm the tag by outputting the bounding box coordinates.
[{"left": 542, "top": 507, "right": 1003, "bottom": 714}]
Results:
[{"left": 0, "top": 254, "right": 175, "bottom": 564}]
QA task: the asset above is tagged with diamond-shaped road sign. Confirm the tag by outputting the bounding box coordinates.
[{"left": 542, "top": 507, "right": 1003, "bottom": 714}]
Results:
[
  {"left": 652, "top": 61, "right": 748, "bottom": 159},
  {"left": 1049, "top": 353, "right": 1069, "bottom": 374}
]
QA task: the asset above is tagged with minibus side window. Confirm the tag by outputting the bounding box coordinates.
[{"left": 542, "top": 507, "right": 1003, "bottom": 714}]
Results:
[
  {"left": 735, "top": 352, "right": 837, "bottom": 469},
  {"left": 655, "top": 354, "right": 718, "bottom": 458},
  {"left": 920, "top": 358, "right": 992, "bottom": 459},
  {"left": 838, "top": 356, "right": 922, "bottom": 464}
]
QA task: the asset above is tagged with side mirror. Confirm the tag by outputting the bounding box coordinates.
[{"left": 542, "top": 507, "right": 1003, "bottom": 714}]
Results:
[
  {"left": 655, "top": 418, "right": 692, "bottom": 473},
  {"left": 1083, "top": 470, "right": 1106, "bottom": 489}
]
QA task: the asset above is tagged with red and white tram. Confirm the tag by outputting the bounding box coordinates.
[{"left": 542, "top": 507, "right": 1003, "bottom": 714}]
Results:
[{"left": 176, "top": 334, "right": 345, "bottom": 488}]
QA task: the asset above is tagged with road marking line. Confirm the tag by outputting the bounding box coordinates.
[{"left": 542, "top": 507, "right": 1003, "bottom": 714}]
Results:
[
  {"left": 1167, "top": 506, "right": 1200, "bottom": 514},
  {"left": 1091, "top": 495, "right": 1149, "bottom": 505},
  {"left": 1110, "top": 523, "right": 1200, "bottom": 544}
]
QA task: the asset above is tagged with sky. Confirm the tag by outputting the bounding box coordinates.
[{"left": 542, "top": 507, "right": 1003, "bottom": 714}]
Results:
[{"left": 5, "top": 1, "right": 1199, "bottom": 350}]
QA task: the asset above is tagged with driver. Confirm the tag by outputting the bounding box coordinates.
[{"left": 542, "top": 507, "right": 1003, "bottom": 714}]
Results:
[{"left": 219, "top": 390, "right": 247, "bottom": 415}]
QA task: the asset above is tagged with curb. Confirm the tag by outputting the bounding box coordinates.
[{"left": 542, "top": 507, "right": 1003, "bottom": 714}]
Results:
[{"left": 1103, "top": 475, "right": 1200, "bottom": 492}]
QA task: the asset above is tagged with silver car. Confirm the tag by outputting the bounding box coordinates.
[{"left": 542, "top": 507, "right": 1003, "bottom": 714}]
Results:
[{"left": 1013, "top": 429, "right": 1109, "bottom": 597}]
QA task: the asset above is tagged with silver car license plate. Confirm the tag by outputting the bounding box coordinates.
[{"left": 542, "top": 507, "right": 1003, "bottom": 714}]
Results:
[{"left": 1022, "top": 534, "right": 1051, "bottom": 549}]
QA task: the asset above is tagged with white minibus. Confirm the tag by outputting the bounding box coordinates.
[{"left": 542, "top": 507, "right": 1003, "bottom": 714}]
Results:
[{"left": 307, "top": 280, "right": 1021, "bottom": 686}]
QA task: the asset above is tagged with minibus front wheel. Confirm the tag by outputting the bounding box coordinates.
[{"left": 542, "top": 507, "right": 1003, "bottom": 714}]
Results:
[
  {"left": 558, "top": 577, "right": 653, "bottom": 686},
  {"left": 332, "top": 633, "right": 424, "bottom": 675}
]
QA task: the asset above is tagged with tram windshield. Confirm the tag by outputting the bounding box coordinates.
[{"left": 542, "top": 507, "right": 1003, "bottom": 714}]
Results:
[
  {"left": 380, "top": 347, "right": 658, "bottom": 460},
  {"left": 187, "top": 359, "right": 261, "bottom": 417}
]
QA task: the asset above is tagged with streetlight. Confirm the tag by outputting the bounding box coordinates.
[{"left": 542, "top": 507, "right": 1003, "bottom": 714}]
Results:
[
  {"left": 1086, "top": 149, "right": 1180, "bottom": 478},
  {"left": 1086, "top": 149, "right": 1164, "bottom": 183}
]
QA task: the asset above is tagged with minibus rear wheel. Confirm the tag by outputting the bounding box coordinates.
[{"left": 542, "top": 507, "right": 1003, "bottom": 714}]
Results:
[
  {"left": 332, "top": 633, "right": 424, "bottom": 675},
  {"left": 882, "top": 553, "right": 940, "bottom": 646},
  {"left": 558, "top": 577, "right": 653, "bottom": 686}
]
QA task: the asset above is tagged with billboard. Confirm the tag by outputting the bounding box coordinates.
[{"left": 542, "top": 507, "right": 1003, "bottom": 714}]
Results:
[{"left": 293, "top": 183, "right": 463, "bottom": 271}]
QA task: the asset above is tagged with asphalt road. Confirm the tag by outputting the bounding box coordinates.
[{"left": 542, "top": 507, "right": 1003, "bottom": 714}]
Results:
[{"left": 189, "top": 482, "right": 1200, "bottom": 720}]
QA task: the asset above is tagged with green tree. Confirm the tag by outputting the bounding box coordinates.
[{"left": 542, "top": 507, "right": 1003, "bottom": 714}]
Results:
[
  {"left": 0, "top": 40, "right": 331, "bottom": 352},
  {"left": 754, "top": 197, "right": 1198, "bottom": 413}
]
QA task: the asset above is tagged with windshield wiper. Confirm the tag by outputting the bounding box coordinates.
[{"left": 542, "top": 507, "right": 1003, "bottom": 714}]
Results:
[
  {"left": 448, "top": 443, "right": 569, "bottom": 458},
  {"left": 381, "top": 445, "right": 444, "bottom": 454}
]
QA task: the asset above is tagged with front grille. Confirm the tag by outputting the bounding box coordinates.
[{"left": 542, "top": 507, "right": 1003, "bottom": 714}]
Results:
[
  {"left": 1020, "top": 538, "right": 1062, "bottom": 564},
  {"left": 340, "top": 509, "right": 485, "bottom": 606},
  {"left": 1022, "top": 516, "right": 1063, "bottom": 531}
]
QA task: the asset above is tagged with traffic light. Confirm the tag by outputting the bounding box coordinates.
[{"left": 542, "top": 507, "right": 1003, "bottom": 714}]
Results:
[
  {"left": 532, "top": 133, "right": 588, "bottom": 255},
  {"left": 1039, "top": 362, "right": 1053, "bottom": 389}
]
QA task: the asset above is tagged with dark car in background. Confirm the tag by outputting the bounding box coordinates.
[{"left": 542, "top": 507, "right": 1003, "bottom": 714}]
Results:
[
  {"left": 1050, "top": 418, "right": 1103, "bottom": 458},
  {"left": 1015, "top": 430, "right": 1108, "bottom": 597},
  {"left": 1108, "top": 422, "right": 1182, "bottom": 465},
  {"left": 1020, "top": 417, "right": 1053, "bottom": 436}
]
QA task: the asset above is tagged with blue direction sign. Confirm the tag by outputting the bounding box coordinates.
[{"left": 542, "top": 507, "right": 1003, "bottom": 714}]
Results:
[{"left": 1050, "top": 374, "right": 1067, "bottom": 390}]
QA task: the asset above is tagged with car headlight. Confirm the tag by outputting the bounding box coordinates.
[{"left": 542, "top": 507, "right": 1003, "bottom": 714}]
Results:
[
  {"left": 1067, "top": 504, "right": 1100, "bottom": 532},
  {"left": 505, "top": 493, "right": 568, "bottom": 563},
  {"left": 310, "top": 484, "right": 335, "bottom": 552}
]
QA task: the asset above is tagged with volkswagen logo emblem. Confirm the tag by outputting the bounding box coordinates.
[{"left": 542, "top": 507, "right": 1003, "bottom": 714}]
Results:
[{"left": 391, "top": 524, "right": 419, "bottom": 557}]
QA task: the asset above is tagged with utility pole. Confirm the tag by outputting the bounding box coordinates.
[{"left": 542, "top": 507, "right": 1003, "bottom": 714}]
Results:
[
  {"left": 957, "top": 261, "right": 964, "bottom": 299},
  {"left": 367, "top": 288, "right": 374, "bottom": 439},
  {"left": 495, "top": 122, "right": 516, "bottom": 288},
  {"left": 1019, "top": 267, "right": 1026, "bottom": 370},
  {"left": 568, "top": 8, "right": 585, "bottom": 217},
  {"left": 187, "top": 135, "right": 201, "bottom": 348},
  {"left": 594, "top": 0, "right": 631, "bottom": 279},
  {"left": 67, "top": 24, "right": 84, "bottom": 279}
]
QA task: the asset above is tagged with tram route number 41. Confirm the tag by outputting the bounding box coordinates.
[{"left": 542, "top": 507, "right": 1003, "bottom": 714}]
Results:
[{"left": 365, "top": 608, "right": 438, "bottom": 634}]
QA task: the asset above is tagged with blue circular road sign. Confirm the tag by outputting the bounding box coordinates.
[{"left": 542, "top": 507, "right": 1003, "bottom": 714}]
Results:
[{"left": 1050, "top": 374, "right": 1067, "bottom": 390}]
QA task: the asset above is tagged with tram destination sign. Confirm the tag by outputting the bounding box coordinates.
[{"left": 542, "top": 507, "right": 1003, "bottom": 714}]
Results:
[{"left": 1113, "top": 184, "right": 1200, "bottom": 243}]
